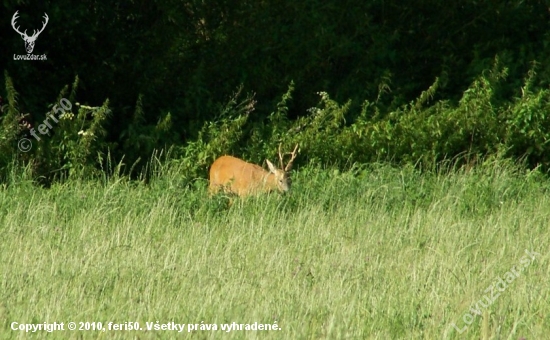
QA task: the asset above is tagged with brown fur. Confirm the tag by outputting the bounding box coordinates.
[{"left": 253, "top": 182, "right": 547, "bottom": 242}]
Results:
[{"left": 209, "top": 156, "right": 289, "bottom": 196}]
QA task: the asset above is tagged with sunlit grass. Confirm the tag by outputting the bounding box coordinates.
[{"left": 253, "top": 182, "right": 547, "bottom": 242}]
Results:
[{"left": 0, "top": 161, "right": 548, "bottom": 339}]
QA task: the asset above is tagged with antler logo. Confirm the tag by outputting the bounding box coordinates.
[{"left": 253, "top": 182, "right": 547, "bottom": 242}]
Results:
[{"left": 11, "top": 11, "right": 49, "bottom": 54}]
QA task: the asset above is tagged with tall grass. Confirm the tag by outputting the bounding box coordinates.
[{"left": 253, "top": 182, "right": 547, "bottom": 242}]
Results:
[{"left": 0, "top": 160, "right": 548, "bottom": 339}]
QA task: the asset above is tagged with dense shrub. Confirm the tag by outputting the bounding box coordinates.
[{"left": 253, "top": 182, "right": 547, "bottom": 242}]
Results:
[{"left": 2, "top": 60, "right": 550, "bottom": 184}]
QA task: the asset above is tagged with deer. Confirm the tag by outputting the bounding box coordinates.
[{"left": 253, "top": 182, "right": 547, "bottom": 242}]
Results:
[
  {"left": 11, "top": 11, "right": 49, "bottom": 54},
  {"left": 209, "top": 144, "right": 299, "bottom": 197}
]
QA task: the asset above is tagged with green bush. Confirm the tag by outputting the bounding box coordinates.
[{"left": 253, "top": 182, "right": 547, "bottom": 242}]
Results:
[{"left": 4, "top": 60, "right": 550, "bottom": 185}]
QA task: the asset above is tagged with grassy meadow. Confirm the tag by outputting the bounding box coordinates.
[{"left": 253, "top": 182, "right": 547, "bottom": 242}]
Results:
[{"left": 0, "top": 160, "right": 548, "bottom": 339}]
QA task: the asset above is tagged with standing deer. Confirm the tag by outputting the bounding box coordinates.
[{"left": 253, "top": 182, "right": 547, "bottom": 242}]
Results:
[{"left": 209, "top": 144, "right": 299, "bottom": 196}]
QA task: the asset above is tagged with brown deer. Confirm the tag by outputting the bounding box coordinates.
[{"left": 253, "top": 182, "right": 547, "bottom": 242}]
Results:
[{"left": 209, "top": 144, "right": 299, "bottom": 196}]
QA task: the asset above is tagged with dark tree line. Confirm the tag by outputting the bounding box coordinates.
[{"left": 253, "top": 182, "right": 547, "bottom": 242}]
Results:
[{"left": 1, "top": 0, "right": 550, "bottom": 174}]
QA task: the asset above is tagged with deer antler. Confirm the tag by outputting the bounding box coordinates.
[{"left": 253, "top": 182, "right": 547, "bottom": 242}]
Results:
[
  {"left": 283, "top": 144, "right": 299, "bottom": 172},
  {"left": 11, "top": 11, "right": 48, "bottom": 39},
  {"left": 276, "top": 143, "right": 299, "bottom": 171},
  {"left": 11, "top": 11, "right": 26, "bottom": 36},
  {"left": 278, "top": 143, "right": 285, "bottom": 170},
  {"left": 31, "top": 13, "right": 49, "bottom": 39}
]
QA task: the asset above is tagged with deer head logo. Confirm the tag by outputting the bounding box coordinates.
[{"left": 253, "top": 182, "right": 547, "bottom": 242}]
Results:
[{"left": 11, "top": 11, "right": 49, "bottom": 54}]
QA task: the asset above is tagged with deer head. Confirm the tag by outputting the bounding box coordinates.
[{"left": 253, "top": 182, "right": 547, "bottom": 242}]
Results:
[{"left": 12, "top": 11, "right": 49, "bottom": 54}]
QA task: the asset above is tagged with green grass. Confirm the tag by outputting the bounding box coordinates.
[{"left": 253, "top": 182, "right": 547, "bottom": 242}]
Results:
[{"left": 0, "top": 160, "right": 548, "bottom": 339}]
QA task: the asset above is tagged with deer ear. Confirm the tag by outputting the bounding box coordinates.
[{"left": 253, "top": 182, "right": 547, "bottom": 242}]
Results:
[{"left": 266, "top": 159, "right": 277, "bottom": 173}]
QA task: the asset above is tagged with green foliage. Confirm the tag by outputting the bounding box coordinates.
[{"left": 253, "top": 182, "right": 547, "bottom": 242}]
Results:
[
  {"left": 171, "top": 85, "right": 257, "bottom": 183},
  {"left": 504, "top": 65, "right": 550, "bottom": 168},
  {"left": 119, "top": 94, "right": 174, "bottom": 174},
  {"left": 168, "top": 60, "right": 550, "bottom": 179},
  {"left": 2, "top": 0, "right": 549, "bottom": 169},
  {"left": 4, "top": 58, "right": 550, "bottom": 185},
  {"left": 0, "top": 73, "right": 110, "bottom": 183},
  {"left": 0, "top": 71, "right": 22, "bottom": 169}
]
